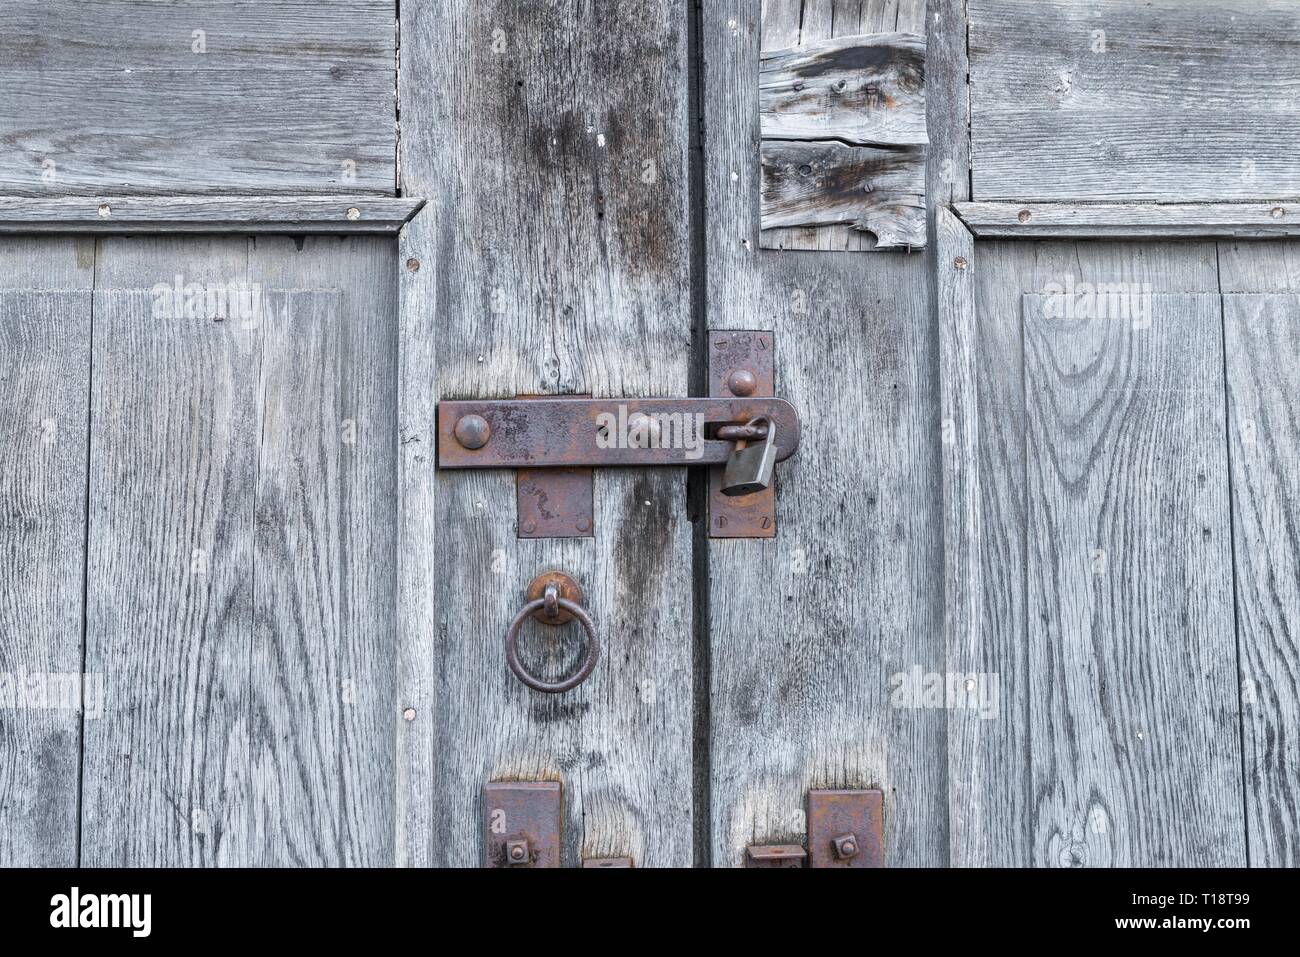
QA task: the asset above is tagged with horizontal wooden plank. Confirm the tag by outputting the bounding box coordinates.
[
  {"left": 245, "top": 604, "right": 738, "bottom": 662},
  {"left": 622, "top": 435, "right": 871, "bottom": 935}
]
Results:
[
  {"left": 955, "top": 202, "right": 1300, "bottom": 239},
  {"left": 969, "top": 0, "right": 1300, "bottom": 201},
  {"left": 760, "top": 140, "right": 926, "bottom": 248},
  {"left": 2, "top": 68, "right": 394, "bottom": 195},
  {"left": 760, "top": 32, "right": 928, "bottom": 146},
  {"left": 1, "top": 1, "right": 394, "bottom": 71},
  {"left": 0, "top": 197, "right": 424, "bottom": 234}
]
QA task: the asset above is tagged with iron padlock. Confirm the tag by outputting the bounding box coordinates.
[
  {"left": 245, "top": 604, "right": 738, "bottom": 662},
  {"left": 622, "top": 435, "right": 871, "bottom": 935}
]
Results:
[{"left": 721, "top": 416, "right": 778, "bottom": 496}]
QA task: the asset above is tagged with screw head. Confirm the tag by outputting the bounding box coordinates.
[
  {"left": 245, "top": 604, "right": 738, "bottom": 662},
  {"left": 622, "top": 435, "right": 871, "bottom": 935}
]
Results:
[
  {"left": 1017, "top": 208, "right": 1032, "bottom": 223},
  {"left": 832, "top": 833, "right": 860, "bottom": 860},
  {"left": 727, "top": 369, "right": 758, "bottom": 396},
  {"left": 506, "top": 839, "right": 530, "bottom": 864},
  {"left": 346, "top": 206, "right": 361, "bottom": 221},
  {"left": 453, "top": 414, "right": 491, "bottom": 450},
  {"left": 406, "top": 257, "right": 421, "bottom": 271},
  {"left": 97, "top": 203, "right": 111, "bottom": 218},
  {"left": 402, "top": 707, "right": 416, "bottom": 721},
  {"left": 953, "top": 256, "right": 968, "bottom": 270},
  {"left": 1271, "top": 206, "right": 1286, "bottom": 219}
]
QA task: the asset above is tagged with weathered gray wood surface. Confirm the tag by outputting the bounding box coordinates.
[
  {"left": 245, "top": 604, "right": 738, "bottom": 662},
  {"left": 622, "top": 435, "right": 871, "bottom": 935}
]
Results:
[
  {"left": 78, "top": 237, "right": 396, "bottom": 865},
  {"left": 957, "top": 203, "right": 1300, "bottom": 239},
  {"left": 397, "top": 0, "right": 695, "bottom": 867},
  {"left": 969, "top": 0, "right": 1300, "bottom": 202},
  {"left": 1023, "top": 291, "right": 1244, "bottom": 866},
  {"left": 1217, "top": 244, "right": 1300, "bottom": 867},
  {"left": 0, "top": 1, "right": 397, "bottom": 195},
  {"left": 760, "top": 140, "right": 926, "bottom": 247},
  {"left": 0, "top": 198, "right": 424, "bottom": 234},
  {"left": 760, "top": 32, "right": 928, "bottom": 145},
  {"left": 759, "top": 2, "right": 928, "bottom": 251},
  {"left": 704, "top": 0, "right": 946, "bottom": 866},
  {"left": 0, "top": 286, "right": 91, "bottom": 867}
]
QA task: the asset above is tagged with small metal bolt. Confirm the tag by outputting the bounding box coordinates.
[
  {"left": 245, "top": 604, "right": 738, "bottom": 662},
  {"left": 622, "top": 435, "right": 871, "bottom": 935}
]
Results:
[
  {"left": 346, "top": 206, "right": 361, "bottom": 221},
  {"left": 727, "top": 369, "right": 757, "bottom": 396},
  {"left": 406, "top": 257, "right": 421, "bottom": 271},
  {"left": 1271, "top": 206, "right": 1285, "bottom": 219},
  {"left": 402, "top": 707, "right": 416, "bottom": 721},
  {"left": 522, "top": 520, "right": 537, "bottom": 535},
  {"left": 1017, "top": 208, "right": 1032, "bottom": 223},
  {"left": 953, "top": 256, "right": 968, "bottom": 270},
  {"left": 453, "top": 414, "right": 491, "bottom": 450},
  {"left": 506, "top": 839, "right": 530, "bottom": 864},
  {"left": 576, "top": 518, "right": 592, "bottom": 533},
  {"left": 97, "top": 203, "right": 111, "bottom": 218},
  {"left": 831, "top": 833, "right": 860, "bottom": 860}
]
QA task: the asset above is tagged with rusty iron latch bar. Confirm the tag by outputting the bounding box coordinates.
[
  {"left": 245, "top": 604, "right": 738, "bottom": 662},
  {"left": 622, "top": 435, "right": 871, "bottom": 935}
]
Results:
[{"left": 437, "top": 336, "right": 798, "bottom": 540}]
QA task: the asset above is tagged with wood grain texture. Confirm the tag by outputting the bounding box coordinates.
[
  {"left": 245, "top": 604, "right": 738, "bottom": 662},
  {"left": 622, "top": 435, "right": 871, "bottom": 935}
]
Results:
[
  {"left": 1221, "top": 290, "right": 1300, "bottom": 867},
  {"left": 397, "top": 0, "right": 695, "bottom": 867},
  {"left": 1023, "top": 291, "right": 1244, "bottom": 866},
  {"left": 79, "top": 237, "right": 397, "bottom": 866},
  {"left": 957, "top": 203, "right": 1300, "bottom": 239},
  {"left": 969, "top": 241, "right": 1224, "bottom": 866},
  {"left": 0, "top": 1, "right": 396, "bottom": 195},
  {"left": 705, "top": 0, "right": 946, "bottom": 866},
  {"left": 969, "top": 0, "right": 1300, "bottom": 201},
  {"left": 760, "top": 32, "right": 928, "bottom": 145},
  {"left": 760, "top": 0, "right": 927, "bottom": 251},
  {"left": 760, "top": 140, "right": 926, "bottom": 247},
  {"left": 0, "top": 289, "right": 91, "bottom": 867},
  {"left": 0, "top": 197, "right": 424, "bottom": 234}
]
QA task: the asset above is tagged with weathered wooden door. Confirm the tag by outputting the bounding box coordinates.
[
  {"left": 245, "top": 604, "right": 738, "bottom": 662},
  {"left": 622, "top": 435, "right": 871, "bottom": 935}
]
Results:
[{"left": 2, "top": 0, "right": 1298, "bottom": 869}]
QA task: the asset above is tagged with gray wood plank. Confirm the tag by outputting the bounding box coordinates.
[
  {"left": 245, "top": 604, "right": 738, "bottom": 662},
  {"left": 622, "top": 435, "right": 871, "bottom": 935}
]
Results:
[
  {"left": 0, "top": 289, "right": 91, "bottom": 867},
  {"left": 704, "top": 0, "right": 946, "bottom": 866},
  {"left": 0, "top": 197, "right": 424, "bottom": 234},
  {"left": 760, "top": 0, "right": 927, "bottom": 251},
  {"left": 80, "top": 238, "right": 397, "bottom": 865},
  {"left": 0, "top": 1, "right": 396, "bottom": 195},
  {"left": 967, "top": 240, "right": 1223, "bottom": 866},
  {"left": 397, "top": 0, "right": 695, "bottom": 867},
  {"left": 760, "top": 32, "right": 928, "bottom": 145},
  {"left": 969, "top": 0, "right": 1300, "bottom": 202},
  {"left": 1023, "top": 291, "right": 1245, "bottom": 866},
  {"left": 957, "top": 202, "right": 1300, "bottom": 240},
  {"left": 1221, "top": 291, "right": 1300, "bottom": 868}
]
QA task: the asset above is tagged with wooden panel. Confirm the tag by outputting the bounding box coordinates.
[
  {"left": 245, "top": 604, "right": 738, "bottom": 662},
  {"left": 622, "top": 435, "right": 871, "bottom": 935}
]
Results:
[
  {"left": 80, "top": 238, "right": 396, "bottom": 866},
  {"left": 966, "top": 241, "right": 1223, "bottom": 866},
  {"left": 969, "top": 0, "right": 1300, "bottom": 201},
  {"left": 397, "top": 1, "right": 694, "bottom": 867},
  {"left": 1220, "top": 287, "right": 1300, "bottom": 867},
  {"left": 704, "top": 0, "right": 946, "bottom": 866},
  {"left": 0, "top": 289, "right": 91, "bottom": 867},
  {"left": 0, "top": 1, "right": 395, "bottom": 194},
  {"left": 957, "top": 203, "right": 1300, "bottom": 240},
  {"left": 1023, "top": 291, "right": 1244, "bottom": 866},
  {"left": 0, "top": 197, "right": 424, "bottom": 234},
  {"left": 759, "top": 1, "right": 926, "bottom": 251}
]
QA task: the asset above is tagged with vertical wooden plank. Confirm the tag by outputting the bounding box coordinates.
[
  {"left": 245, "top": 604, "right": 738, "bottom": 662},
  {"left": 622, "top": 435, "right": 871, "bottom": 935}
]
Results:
[
  {"left": 81, "top": 238, "right": 397, "bottom": 865},
  {"left": 398, "top": 1, "right": 695, "bottom": 866},
  {"left": 0, "top": 289, "right": 90, "bottom": 867},
  {"left": 1023, "top": 292, "right": 1245, "bottom": 866},
  {"left": 1222, "top": 290, "right": 1300, "bottom": 867},
  {"left": 704, "top": 0, "right": 946, "bottom": 866}
]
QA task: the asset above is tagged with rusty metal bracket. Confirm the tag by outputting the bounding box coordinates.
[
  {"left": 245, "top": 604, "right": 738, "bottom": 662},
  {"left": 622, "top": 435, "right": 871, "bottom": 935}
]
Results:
[
  {"left": 807, "top": 789, "right": 885, "bottom": 868},
  {"left": 709, "top": 331, "right": 777, "bottom": 538},
  {"left": 484, "top": 781, "right": 562, "bottom": 868},
  {"left": 746, "top": 844, "right": 807, "bottom": 868},
  {"left": 516, "top": 394, "right": 593, "bottom": 538}
]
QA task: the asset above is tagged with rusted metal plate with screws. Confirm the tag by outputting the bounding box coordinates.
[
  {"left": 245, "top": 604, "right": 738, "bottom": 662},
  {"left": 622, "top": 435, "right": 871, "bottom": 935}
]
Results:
[
  {"left": 516, "top": 395, "right": 594, "bottom": 539},
  {"left": 484, "top": 781, "right": 562, "bottom": 868},
  {"left": 582, "top": 857, "right": 634, "bottom": 868},
  {"left": 746, "top": 844, "right": 807, "bottom": 868},
  {"left": 806, "top": 789, "right": 884, "bottom": 868},
  {"left": 438, "top": 396, "right": 799, "bottom": 468},
  {"left": 709, "top": 331, "right": 777, "bottom": 539}
]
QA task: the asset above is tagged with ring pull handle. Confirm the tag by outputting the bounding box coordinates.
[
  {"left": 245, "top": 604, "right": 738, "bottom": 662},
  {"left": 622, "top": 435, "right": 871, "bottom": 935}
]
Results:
[{"left": 505, "top": 572, "right": 600, "bottom": 694}]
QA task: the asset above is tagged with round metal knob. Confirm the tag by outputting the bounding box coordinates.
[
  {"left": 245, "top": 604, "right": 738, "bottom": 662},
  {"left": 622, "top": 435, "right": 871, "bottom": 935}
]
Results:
[
  {"left": 453, "top": 414, "right": 491, "bottom": 450},
  {"left": 505, "top": 581, "right": 599, "bottom": 694},
  {"left": 726, "top": 369, "right": 757, "bottom": 396}
]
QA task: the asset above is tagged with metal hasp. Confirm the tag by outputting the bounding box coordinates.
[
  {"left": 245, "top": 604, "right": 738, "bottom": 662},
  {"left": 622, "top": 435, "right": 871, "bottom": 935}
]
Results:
[
  {"left": 746, "top": 844, "right": 807, "bottom": 868},
  {"left": 484, "top": 781, "right": 562, "bottom": 868},
  {"left": 709, "top": 331, "right": 778, "bottom": 538},
  {"left": 806, "top": 789, "right": 885, "bottom": 868}
]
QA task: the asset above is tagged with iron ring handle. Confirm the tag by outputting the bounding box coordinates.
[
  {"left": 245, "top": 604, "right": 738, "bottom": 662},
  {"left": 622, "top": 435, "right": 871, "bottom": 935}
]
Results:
[{"left": 504, "top": 593, "right": 600, "bottom": 694}]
